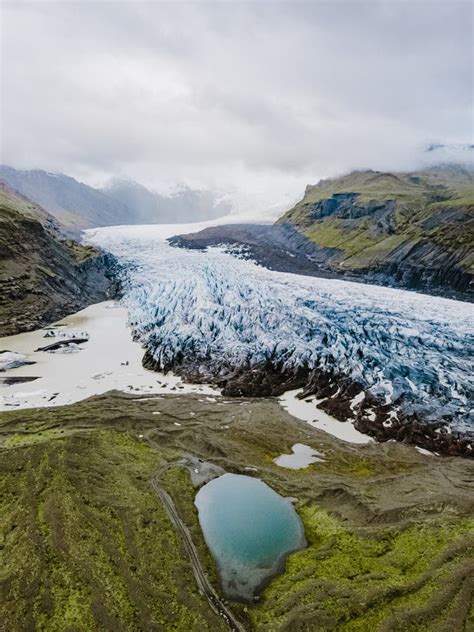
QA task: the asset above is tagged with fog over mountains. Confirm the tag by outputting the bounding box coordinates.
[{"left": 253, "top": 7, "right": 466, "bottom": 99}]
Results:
[
  {"left": 0, "top": 165, "right": 231, "bottom": 231},
  {"left": 101, "top": 179, "right": 231, "bottom": 225}
]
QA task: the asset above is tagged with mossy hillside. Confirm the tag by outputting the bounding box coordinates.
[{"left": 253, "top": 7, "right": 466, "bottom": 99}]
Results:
[
  {"left": 282, "top": 166, "right": 474, "bottom": 223},
  {"left": 0, "top": 183, "right": 115, "bottom": 336},
  {"left": 279, "top": 165, "right": 474, "bottom": 276},
  {"left": 1, "top": 427, "right": 226, "bottom": 632},
  {"left": 285, "top": 171, "right": 427, "bottom": 221},
  {"left": 0, "top": 185, "right": 50, "bottom": 224},
  {"left": 0, "top": 183, "right": 99, "bottom": 267},
  {"left": 251, "top": 507, "right": 474, "bottom": 631},
  {"left": 1, "top": 392, "right": 473, "bottom": 631}
]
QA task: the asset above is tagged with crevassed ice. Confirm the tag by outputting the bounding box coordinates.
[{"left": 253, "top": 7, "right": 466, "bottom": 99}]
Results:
[{"left": 86, "top": 224, "right": 474, "bottom": 431}]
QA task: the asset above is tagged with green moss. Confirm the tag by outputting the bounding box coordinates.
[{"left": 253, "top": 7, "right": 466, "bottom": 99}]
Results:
[
  {"left": 1, "top": 393, "right": 473, "bottom": 631},
  {"left": 304, "top": 219, "right": 379, "bottom": 257},
  {"left": 4, "top": 428, "right": 68, "bottom": 447},
  {"left": 0, "top": 428, "right": 226, "bottom": 631},
  {"left": 250, "top": 505, "right": 474, "bottom": 631},
  {"left": 346, "top": 460, "right": 375, "bottom": 478}
]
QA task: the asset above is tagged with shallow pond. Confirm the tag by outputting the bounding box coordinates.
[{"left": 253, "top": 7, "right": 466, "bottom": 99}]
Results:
[
  {"left": 195, "top": 473, "right": 306, "bottom": 601},
  {"left": 274, "top": 443, "right": 325, "bottom": 469}
]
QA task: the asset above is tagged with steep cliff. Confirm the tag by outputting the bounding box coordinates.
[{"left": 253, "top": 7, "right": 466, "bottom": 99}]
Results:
[
  {"left": 0, "top": 183, "right": 117, "bottom": 336},
  {"left": 278, "top": 164, "right": 474, "bottom": 297}
]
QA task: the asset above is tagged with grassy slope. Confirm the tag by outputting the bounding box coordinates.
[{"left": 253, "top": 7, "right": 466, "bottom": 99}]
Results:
[
  {"left": 255, "top": 509, "right": 474, "bottom": 631},
  {"left": 1, "top": 393, "right": 473, "bottom": 631},
  {"left": 279, "top": 165, "right": 474, "bottom": 273},
  {"left": 1, "top": 431, "right": 223, "bottom": 632}
]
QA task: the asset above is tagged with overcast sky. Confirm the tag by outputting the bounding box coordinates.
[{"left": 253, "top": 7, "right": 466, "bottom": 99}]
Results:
[{"left": 1, "top": 1, "right": 472, "bottom": 215}]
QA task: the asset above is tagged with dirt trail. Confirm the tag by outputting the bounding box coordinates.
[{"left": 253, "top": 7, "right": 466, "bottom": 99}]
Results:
[{"left": 150, "top": 471, "right": 246, "bottom": 632}]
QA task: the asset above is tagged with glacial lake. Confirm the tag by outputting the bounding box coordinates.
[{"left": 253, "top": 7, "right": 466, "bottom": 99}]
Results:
[{"left": 195, "top": 473, "right": 306, "bottom": 601}]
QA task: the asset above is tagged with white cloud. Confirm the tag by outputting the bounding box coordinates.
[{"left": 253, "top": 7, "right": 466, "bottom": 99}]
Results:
[{"left": 1, "top": 1, "right": 472, "bottom": 217}]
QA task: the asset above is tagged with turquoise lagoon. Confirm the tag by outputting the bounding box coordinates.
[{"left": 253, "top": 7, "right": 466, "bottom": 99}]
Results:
[{"left": 195, "top": 473, "right": 306, "bottom": 601}]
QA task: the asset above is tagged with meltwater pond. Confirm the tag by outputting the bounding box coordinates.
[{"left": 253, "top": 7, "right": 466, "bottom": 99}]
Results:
[{"left": 195, "top": 474, "right": 306, "bottom": 601}]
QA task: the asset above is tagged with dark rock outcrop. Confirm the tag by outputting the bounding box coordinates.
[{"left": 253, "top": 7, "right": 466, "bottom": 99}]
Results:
[
  {"left": 0, "top": 183, "right": 119, "bottom": 337},
  {"left": 169, "top": 223, "right": 342, "bottom": 278}
]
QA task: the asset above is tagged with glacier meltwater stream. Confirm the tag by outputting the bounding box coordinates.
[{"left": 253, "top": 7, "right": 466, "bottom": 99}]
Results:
[{"left": 86, "top": 222, "right": 473, "bottom": 435}]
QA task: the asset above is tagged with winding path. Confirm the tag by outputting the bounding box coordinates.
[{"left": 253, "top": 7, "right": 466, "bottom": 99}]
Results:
[{"left": 150, "top": 472, "right": 247, "bottom": 632}]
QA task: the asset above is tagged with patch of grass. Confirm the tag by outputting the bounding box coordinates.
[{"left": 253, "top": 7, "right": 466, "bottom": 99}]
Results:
[
  {"left": 4, "top": 428, "right": 72, "bottom": 447},
  {"left": 305, "top": 219, "right": 379, "bottom": 257}
]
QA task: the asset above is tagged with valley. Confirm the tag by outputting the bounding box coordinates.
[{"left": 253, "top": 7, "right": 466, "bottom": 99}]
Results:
[
  {"left": 1, "top": 165, "right": 473, "bottom": 631},
  {"left": 2, "top": 2, "right": 473, "bottom": 629}
]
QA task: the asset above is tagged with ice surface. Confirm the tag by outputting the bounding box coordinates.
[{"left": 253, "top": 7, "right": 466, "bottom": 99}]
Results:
[
  {"left": 86, "top": 223, "right": 474, "bottom": 431},
  {"left": 0, "top": 351, "right": 28, "bottom": 371}
]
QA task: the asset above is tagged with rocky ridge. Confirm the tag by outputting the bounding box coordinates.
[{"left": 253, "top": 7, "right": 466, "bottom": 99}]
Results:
[
  {"left": 278, "top": 164, "right": 474, "bottom": 297},
  {"left": 0, "top": 183, "right": 118, "bottom": 336}
]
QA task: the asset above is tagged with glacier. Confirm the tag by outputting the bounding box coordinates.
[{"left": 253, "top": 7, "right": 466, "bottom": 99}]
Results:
[{"left": 86, "top": 223, "right": 473, "bottom": 433}]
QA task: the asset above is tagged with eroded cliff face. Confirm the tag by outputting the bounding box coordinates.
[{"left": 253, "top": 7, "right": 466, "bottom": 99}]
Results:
[
  {"left": 0, "top": 183, "right": 118, "bottom": 336},
  {"left": 277, "top": 165, "right": 474, "bottom": 298}
]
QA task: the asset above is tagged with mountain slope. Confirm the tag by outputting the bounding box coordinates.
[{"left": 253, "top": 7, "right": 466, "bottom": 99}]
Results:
[
  {"left": 0, "top": 183, "right": 117, "bottom": 336},
  {"left": 277, "top": 164, "right": 474, "bottom": 295},
  {"left": 0, "top": 166, "right": 131, "bottom": 230},
  {"left": 101, "top": 179, "right": 231, "bottom": 223},
  {"left": 0, "top": 166, "right": 232, "bottom": 230}
]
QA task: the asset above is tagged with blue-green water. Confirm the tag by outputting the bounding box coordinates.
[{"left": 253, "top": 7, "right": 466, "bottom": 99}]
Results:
[{"left": 195, "top": 473, "right": 306, "bottom": 601}]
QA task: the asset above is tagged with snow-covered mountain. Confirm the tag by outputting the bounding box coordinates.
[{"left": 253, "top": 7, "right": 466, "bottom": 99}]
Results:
[{"left": 87, "top": 224, "right": 473, "bottom": 439}]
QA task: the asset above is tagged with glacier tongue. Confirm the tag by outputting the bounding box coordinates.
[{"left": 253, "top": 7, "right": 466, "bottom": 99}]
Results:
[{"left": 86, "top": 223, "right": 473, "bottom": 432}]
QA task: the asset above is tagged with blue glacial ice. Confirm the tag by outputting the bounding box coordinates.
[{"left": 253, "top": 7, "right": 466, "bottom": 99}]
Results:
[{"left": 86, "top": 223, "right": 474, "bottom": 431}]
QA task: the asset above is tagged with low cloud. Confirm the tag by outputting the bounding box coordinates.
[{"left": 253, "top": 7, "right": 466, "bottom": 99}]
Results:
[{"left": 1, "top": 1, "right": 472, "bottom": 216}]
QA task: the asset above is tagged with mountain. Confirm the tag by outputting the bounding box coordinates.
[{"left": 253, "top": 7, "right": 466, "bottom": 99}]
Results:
[
  {"left": 0, "top": 166, "right": 232, "bottom": 230},
  {"left": 0, "top": 165, "right": 132, "bottom": 231},
  {"left": 0, "top": 183, "right": 117, "bottom": 336},
  {"left": 277, "top": 164, "right": 473, "bottom": 295},
  {"left": 101, "top": 179, "right": 231, "bottom": 223}
]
